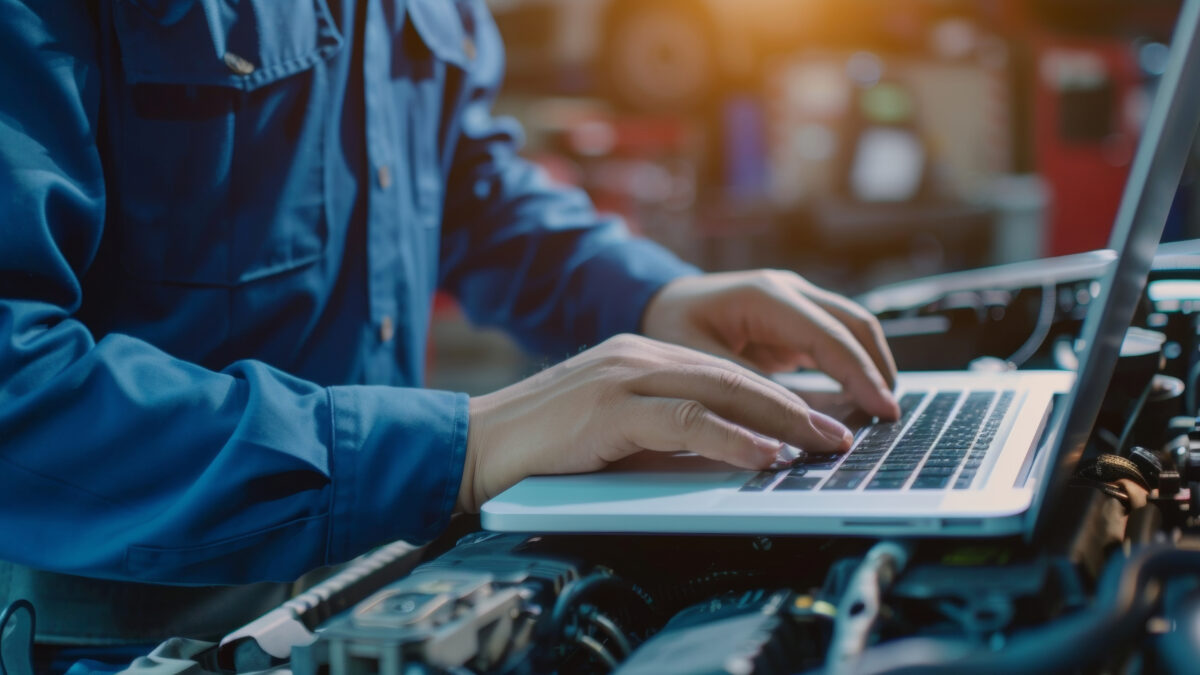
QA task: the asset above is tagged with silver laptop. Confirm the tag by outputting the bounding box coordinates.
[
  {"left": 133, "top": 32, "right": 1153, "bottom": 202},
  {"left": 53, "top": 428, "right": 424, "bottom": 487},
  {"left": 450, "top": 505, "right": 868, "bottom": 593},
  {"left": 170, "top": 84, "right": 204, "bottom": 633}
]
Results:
[{"left": 482, "top": 0, "right": 1200, "bottom": 539}]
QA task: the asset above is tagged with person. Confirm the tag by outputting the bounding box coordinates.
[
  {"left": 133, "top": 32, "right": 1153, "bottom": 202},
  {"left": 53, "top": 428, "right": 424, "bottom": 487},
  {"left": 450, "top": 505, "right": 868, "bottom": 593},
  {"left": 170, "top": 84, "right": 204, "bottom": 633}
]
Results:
[{"left": 0, "top": 0, "right": 898, "bottom": 657}]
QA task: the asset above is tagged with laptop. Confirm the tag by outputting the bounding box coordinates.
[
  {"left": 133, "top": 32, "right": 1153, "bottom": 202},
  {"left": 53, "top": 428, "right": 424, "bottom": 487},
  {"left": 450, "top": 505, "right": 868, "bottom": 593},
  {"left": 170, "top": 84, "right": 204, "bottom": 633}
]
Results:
[{"left": 482, "top": 0, "right": 1200, "bottom": 539}]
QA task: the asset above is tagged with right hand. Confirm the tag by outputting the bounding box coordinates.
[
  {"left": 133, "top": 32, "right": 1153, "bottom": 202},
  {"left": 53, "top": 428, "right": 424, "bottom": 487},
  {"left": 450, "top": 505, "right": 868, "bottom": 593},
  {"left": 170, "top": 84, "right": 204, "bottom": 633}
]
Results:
[{"left": 456, "top": 334, "right": 855, "bottom": 513}]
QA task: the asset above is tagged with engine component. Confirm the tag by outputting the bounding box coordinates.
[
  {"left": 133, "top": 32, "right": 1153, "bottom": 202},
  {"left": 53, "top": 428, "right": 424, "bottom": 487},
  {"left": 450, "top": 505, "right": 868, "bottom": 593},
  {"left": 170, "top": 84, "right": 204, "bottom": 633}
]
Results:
[
  {"left": 826, "top": 541, "right": 913, "bottom": 674},
  {"left": 291, "top": 533, "right": 582, "bottom": 675},
  {"left": 612, "top": 590, "right": 817, "bottom": 675}
]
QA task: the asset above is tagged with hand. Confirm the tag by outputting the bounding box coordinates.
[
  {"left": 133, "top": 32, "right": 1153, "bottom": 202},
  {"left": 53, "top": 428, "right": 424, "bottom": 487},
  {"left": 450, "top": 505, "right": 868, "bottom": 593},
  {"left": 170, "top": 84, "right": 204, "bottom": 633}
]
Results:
[
  {"left": 641, "top": 270, "right": 899, "bottom": 419},
  {"left": 457, "top": 334, "right": 855, "bottom": 513}
]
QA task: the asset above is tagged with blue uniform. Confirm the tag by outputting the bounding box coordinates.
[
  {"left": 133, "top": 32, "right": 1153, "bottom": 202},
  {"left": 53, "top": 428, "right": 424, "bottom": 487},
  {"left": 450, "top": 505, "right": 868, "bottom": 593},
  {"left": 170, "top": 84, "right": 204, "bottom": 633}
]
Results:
[{"left": 0, "top": 0, "right": 697, "bottom": 584}]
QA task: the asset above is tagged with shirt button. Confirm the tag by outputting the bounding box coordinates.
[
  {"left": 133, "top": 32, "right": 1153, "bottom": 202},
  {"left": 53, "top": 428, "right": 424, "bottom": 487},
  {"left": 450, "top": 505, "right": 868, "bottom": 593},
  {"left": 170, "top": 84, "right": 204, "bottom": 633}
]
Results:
[
  {"left": 223, "top": 51, "right": 256, "bottom": 76},
  {"left": 462, "top": 36, "right": 477, "bottom": 61},
  {"left": 377, "top": 165, "right": 392, "bottom": 189},
  {"left": 379, "top": 316, "right": 394, "bottom": 343}
]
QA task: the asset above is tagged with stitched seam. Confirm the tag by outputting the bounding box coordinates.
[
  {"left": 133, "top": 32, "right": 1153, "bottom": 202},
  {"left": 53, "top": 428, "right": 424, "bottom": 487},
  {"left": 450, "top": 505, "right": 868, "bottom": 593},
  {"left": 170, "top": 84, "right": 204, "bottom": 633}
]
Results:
[
  {"left": 440, "top": 393, "right": 468, "bottom": 534},
  {"left": 125, "top": 513, "right": 329, "bottom": 557},
  {"left": 324, "top": 386, "right": 337, "bottom": 565},
  {"left": 0, "top": 454, "right": 126, "bottom": 509},
  {"left": 122, "top": 514, "right": 329, "bottom": 576}
]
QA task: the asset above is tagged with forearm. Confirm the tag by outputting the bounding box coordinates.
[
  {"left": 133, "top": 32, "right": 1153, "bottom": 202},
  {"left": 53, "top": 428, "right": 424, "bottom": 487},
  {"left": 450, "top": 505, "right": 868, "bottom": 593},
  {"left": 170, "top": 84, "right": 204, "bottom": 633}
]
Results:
[{"left": 0, "top": 306, "right": 468, "bottom": 583}]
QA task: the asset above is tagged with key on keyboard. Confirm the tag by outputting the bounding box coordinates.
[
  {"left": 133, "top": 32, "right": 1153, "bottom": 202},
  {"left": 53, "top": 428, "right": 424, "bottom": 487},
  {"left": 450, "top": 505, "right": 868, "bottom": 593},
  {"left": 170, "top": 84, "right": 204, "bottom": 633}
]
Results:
[
  {"left": 820, "top": 389, "right": 1015, "bottom": 492},
  {"left": 816, "top": 392, "right": 927, "bottom": 491},
  {"left": 743, "top": 388, "right": 1015, "bottom": 493}
]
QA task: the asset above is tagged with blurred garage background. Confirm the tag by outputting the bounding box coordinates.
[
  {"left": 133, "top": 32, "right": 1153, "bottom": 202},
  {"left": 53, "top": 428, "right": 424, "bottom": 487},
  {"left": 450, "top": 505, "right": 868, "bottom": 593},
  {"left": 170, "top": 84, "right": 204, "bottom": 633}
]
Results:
[{"left": 429, "top": 0, "right": 1198, "bottom": 394}]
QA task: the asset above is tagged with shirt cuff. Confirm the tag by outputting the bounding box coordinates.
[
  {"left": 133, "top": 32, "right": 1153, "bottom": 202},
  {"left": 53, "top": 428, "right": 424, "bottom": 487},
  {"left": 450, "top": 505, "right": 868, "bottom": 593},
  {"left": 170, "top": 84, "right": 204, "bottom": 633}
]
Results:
[
  {"left": 324, "top": 385, "right": 468, "bottom": 563},
  {"left": 576, "top": 237, "right": 702, "bottom": 345}
]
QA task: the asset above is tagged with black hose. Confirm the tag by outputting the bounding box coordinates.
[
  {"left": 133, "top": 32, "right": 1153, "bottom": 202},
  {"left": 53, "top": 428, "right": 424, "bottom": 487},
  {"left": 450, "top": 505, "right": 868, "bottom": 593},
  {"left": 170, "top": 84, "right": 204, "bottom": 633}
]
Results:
[
  {"left": 546, "top": 572, "right": 653, "bottom": 639},
  {"left": 572, "top": 632, "right": 619, "bottom": 671},
  {"left": 0, "top": 600, "right": 35, "bottom": 675},
  {"left": 845, "top": 543, "right": 1200, "bottom": 675},
  {"left": 582, "top": 605, "right": 634, "bottom": 657}
]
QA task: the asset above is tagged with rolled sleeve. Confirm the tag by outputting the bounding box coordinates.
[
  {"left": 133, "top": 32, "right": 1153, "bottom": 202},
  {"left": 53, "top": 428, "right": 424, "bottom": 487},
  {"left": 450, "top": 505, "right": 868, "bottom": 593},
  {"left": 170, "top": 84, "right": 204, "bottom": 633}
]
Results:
[
  {"left": 438, "top": 0, "right": 701, "bottom": 357},
  {"left": 326, "top": 386, "right": 468, "bottom": 563},
  {"left": 567, "top": 236, "right": 702, "bottom": 342}
]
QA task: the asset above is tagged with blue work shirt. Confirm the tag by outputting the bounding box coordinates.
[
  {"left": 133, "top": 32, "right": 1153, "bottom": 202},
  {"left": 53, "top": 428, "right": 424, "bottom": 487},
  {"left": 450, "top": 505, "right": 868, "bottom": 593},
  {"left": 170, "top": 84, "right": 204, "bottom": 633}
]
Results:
[{"left": 0, "top": 0, "right": 697, "bottom": 584}]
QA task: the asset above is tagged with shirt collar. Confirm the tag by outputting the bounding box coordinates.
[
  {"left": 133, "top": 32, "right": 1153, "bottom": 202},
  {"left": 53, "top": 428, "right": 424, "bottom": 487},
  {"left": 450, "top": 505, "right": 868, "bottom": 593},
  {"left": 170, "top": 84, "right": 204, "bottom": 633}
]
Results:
[{"left": 406, "top": 0, "right": 469, "bottom": 69}]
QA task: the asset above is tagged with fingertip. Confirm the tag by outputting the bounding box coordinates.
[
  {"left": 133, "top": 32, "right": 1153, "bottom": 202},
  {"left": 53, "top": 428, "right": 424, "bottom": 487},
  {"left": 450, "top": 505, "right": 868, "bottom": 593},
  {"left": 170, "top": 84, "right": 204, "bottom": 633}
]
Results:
[
  {"left": 805, "top": 410, "right": 853, "bottom": 454},
  {"left": 883, "top": 369, "right": 899, "bottom": 391},
  {"left": 835, "top": 428, "right": 853, "bottom": 452},
  {"left": 854, "top": 383, "right": 900, "bottom": 422},
  {"left": 751, "top": 435, "right": 785, "bottom": 468},
  {"left": 880, "top": 390, "right": 901, "bottom": 421}
]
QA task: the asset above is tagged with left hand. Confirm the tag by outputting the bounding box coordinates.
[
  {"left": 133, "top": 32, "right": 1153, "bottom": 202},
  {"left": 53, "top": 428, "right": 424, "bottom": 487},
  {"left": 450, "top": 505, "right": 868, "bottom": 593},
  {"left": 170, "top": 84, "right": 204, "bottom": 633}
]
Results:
[{"left": 641, "top": 270, "right": 900, "bottom": 420}]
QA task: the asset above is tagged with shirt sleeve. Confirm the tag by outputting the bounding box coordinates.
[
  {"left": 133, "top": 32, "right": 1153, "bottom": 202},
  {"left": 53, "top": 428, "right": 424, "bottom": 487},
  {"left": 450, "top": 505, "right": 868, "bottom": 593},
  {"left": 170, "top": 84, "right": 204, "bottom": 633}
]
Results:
[
  {"left": 0, "top": 2, "right": 466, "bottom": 585},
  {"left": 437, "top": 1, "right": 701, "bottom": 358}
]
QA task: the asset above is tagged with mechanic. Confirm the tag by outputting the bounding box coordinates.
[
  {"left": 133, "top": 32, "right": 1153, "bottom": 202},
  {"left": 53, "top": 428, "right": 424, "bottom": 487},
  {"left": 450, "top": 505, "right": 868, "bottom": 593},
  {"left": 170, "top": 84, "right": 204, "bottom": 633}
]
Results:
[{"left": 0, "top": 0, "right": 898, "bottom": 666}]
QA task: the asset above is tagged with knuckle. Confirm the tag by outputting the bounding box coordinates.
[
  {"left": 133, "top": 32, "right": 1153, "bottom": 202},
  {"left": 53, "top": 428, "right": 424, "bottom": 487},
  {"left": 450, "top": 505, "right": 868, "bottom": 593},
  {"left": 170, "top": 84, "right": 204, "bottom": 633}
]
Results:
[
  {"left": 715, "top": 368, "right": 746, "bottom": 397},
  {"left": 672, "top": 400, "right": 710, "bottom": 434},
  {"left": 771, "top": 268, "right": 802, "bottom": 283},
  {"left": 723, "top": 424, "right": 749, "bottom": 452},
  {"left": 768, "top": 268, "right": 805, "bottom": 289},
  {"left": 851, "top": 307, "right": 882, "bottom": 333},
  {"left": 837, "top": 298, "right": 871, "bottom": 322},
  {"left": 752, "top": 269, "right": 788, "bottom": 293},
  {"left": 788, "top": 398, "right": 813, "bottom": 421},
  {"left": 603, "top": 333, "right": 638, "bottom": 352},
  {"left": 596, "top": 334, "right": 646, "bottom": 366},
  {"left": 825, "top": 319, "right": 859, "bottom": 346},
  {"left": 595, "top": 351, "right": 626, "bottom": 370}
]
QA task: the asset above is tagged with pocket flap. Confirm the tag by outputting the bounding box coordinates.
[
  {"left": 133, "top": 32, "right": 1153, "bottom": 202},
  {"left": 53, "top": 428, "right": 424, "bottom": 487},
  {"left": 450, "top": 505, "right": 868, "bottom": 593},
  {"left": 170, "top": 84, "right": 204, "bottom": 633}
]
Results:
[{"left": 115, "top": 0, "right": 343, "bottom": 91}]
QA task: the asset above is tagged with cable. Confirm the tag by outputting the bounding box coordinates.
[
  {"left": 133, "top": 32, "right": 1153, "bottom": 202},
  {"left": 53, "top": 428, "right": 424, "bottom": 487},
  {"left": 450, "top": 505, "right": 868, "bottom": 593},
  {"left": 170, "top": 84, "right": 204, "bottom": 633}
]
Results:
[
  {"left": 1005, "top": 282, "right": 1056, "bottom": 368},
  {"left": 547, "top": 571, "right": 654, "bottom": 639},
  {"left": 571, "top": 632, "right": 619, "bottom": 671},
  {"left": 581, "top": 605, "right": 633, "bottom": 657},
  {"left": 1185, "top": 357, "right": 1200, "bottom": 415},
  {"left": 843, "top": 542, "right": 1200, "bottom": 674},
  {"left": 534, "top": 570, "right": 652, "bottom": 671},
  {"left": 0, "top": 600, "right": 35, "bottom": 675}
]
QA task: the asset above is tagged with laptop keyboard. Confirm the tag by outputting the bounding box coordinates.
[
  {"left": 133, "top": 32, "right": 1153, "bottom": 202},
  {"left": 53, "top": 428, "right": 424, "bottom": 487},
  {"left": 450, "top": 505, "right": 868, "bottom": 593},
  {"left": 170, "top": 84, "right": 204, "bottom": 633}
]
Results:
[{"left": 739, "top": 389, "right": 1016, "bottom": 493}]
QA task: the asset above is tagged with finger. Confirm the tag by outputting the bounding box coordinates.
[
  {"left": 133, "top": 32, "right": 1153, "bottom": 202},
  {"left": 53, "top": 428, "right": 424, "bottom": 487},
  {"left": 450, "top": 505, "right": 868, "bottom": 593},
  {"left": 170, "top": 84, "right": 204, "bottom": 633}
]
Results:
[
  {"left": 797, "top": 282, "right": 899, "bottom": 389},
  {"left": 646, "top": 337, "right": 833, "bottom": 417},
  {"left": 664, "top": 332, "right": 765, "bottom": 373},
  {"left": 635, "top": 334, "right": 870, "bottom": 433},
  {"left": 628, "top": 364, "right": 852, "bottom": 454},
  {"left": 624, "top": 398, "right": 780, "bottom": 469},
  {"left": 750, "top": 288, "right": 899, "bottom": 419},
  {"left": 690, "top": 335, "right": 802, "bottom": 374},
  {"left": 741, "top": 344, "right": 809, "bottom": 373}
]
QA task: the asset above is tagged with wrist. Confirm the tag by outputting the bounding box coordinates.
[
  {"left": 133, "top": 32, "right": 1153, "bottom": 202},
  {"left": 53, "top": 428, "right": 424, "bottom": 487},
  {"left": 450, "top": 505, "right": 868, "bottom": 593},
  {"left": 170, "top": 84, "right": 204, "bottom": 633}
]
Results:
[
  {"left": 461, "top": 393, "right": 506, "bottom": 514},
  {"left": 458, "top": 397, "right": 484, "bottom": 513},
  {"left": 639, "top": 276, "right": 692, "bottom": 339}
]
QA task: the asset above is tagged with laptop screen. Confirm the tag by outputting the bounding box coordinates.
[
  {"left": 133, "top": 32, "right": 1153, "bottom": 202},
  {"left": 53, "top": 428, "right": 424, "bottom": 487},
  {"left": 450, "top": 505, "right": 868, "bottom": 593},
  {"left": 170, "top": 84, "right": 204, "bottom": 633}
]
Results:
[{"left": 1029, "top": 0, "right": 1200, "bottom": 539}]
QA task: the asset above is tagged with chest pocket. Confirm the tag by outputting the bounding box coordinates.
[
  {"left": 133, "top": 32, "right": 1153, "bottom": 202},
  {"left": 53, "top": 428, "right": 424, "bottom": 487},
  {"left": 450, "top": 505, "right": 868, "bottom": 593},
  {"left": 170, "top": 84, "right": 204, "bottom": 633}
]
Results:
[{"left": 110, "top": 0, "right": 343, "bottom": 285}]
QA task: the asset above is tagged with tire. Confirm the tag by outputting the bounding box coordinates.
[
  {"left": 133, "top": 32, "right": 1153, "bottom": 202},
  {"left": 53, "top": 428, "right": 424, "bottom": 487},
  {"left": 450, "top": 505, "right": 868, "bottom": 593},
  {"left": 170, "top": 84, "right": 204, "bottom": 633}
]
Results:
[{"left": 601, "top": 0, "right": 715, "bottom": 113}]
